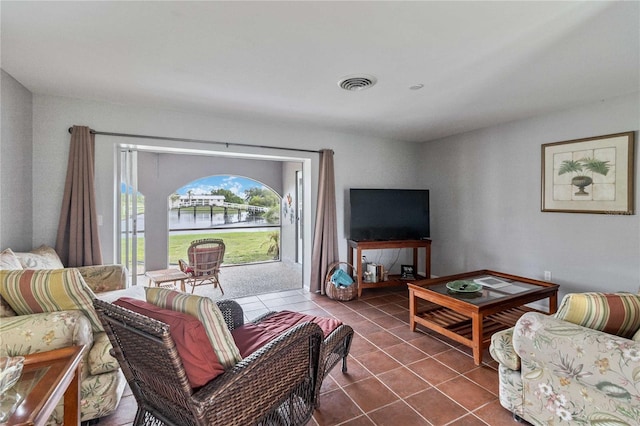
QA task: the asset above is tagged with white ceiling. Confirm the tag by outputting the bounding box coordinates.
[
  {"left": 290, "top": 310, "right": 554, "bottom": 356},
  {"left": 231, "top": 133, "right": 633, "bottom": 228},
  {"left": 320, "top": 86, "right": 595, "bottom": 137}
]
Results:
[{"left": 2, "top": 1, "right": 638, "bottom": 143}]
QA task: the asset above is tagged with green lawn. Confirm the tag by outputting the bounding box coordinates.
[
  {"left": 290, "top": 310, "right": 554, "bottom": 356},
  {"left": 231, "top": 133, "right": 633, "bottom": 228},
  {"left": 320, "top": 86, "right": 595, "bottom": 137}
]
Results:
[{"left": 123, "top": 230, "right": 279, "bottom": 266}]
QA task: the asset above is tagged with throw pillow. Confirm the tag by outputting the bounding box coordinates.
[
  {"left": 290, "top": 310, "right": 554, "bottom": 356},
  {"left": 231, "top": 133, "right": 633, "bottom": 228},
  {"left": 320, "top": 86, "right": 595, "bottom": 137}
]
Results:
[
  {"left": 555, "top": 292, "right": 640, "bottom": 339},
  {"left": 0, "top": 248, "right": 23, "bottom": 270},
  {"left": 145, "top": 287, "right": 242, "bottom": 368},
  {"left": 188, "top": 246, "right": 223, "bottom": 276},
  {"left": 15, "top": 245, "right": 64, "bottom": 269},
  {"left": 114, "top": 297, "right": 225, "bottom": 388},
  {"left": 0, "top": 269, "right": 103, "bottom": 332}
]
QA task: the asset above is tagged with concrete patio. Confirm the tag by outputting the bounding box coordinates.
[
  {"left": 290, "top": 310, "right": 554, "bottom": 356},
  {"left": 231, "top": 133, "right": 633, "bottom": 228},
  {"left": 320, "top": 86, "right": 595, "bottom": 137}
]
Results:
[{"left": 137, "top": 260, "right": 304, "bottom": 300}]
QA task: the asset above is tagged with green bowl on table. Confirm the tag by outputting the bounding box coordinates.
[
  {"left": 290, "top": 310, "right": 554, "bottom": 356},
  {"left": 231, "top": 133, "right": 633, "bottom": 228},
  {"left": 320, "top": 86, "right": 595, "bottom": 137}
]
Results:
[{"left": 445, "top": 280, "right": 482, "bottom": 293}]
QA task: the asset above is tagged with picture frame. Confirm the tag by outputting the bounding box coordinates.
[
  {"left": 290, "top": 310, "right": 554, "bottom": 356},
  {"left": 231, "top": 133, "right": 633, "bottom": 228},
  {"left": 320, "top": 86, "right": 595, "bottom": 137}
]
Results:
[
  {"left": 400, "top": 264, "right": 415, "bottom": 280},
  {"left": 541, "top": 131, "right": 635, "bottom": 214}
]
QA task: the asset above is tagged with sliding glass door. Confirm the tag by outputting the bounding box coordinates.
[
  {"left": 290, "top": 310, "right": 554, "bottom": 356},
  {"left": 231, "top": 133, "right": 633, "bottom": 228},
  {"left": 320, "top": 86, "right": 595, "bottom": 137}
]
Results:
[{"left": 119, "top": 149, "right": 144, "bottom": 285}]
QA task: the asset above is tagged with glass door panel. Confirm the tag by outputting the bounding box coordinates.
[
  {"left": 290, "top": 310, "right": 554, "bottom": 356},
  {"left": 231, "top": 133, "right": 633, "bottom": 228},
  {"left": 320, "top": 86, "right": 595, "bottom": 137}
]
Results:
[{"left": 119, "top": 149, "right": 144, "bottom": 285}]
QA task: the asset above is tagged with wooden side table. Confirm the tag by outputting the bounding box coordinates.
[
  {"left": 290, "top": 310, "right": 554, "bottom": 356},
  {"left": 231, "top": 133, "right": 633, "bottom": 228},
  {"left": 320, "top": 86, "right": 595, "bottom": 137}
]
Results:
[
  {"left": 145, "top": 268, "right": 189, "bottom": 292},
  {"left": 1, "top": 345, "right": 85, "bottom": 426},
  {"left": 347, "top": 239, "right": 431, "bottom": 297}
]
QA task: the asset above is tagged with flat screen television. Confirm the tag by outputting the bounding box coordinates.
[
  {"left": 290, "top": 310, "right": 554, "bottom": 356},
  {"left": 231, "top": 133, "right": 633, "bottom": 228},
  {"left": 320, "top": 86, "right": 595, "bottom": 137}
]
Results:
[{"left": 349, "top": 188, "right": 430, "bottom": 241}]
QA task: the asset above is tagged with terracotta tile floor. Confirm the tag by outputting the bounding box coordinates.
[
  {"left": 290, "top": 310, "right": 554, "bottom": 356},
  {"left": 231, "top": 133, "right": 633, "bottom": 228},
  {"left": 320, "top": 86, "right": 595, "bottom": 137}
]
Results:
[{"left": 98, "top": 287, "right": 519, "bottom": 426}]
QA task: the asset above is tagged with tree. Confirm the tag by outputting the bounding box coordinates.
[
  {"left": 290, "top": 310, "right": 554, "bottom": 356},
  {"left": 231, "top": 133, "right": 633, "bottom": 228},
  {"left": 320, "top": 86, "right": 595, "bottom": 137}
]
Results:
[
  {"left": 210, "top": 188, "right": 244, "bottom": 204},
  {"left": 169, "top": 193, "right": 181, "bottom": 208},
  {"left": 264, "top": 206, "right": 281, "bottom": 224},
  {"left": 260, "top": 231, "right": 280, "bottom": 260},
  {"left": 244, "top": 187, "right": 279, "bottom": 207}
]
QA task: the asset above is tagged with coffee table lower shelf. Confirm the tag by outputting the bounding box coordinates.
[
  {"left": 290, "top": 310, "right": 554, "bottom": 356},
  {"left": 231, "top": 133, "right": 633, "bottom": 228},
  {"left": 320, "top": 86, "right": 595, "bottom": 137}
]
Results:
[{"left": 413, "top": 305, "right": 536, "bottom": 353}]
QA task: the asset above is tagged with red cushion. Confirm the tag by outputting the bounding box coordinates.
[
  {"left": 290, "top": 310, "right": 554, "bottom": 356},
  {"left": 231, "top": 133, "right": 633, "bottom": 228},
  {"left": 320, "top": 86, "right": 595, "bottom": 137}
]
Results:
[
  {"left": 231, "top": 323, "right": 278, "bottom": 358},
  {"left": 114, "top": 297, "right": 225, "bottom": 388},
  {"left": 257, "top": 311, "right": 342, "bottom": 338},
  {"left": 231, "top": 311, "right": 342, "bottom": 358}
]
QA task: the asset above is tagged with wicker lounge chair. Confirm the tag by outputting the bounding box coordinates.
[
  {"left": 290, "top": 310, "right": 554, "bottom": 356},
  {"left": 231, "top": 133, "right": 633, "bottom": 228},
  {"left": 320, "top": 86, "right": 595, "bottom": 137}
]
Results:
[
  {"left": 94, "top": 299, "right": 323, "bottom": 426},
  {"left": 178, "top": 238, "right": 225, "bottom": 294}
]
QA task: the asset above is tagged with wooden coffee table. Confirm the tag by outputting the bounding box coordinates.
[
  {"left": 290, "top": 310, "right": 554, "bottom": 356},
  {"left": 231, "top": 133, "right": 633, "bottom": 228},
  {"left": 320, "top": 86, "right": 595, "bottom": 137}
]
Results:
[
  {"left": 1, "top": 345, "right": 85, "bottom": 426},
  {"left": 408, "top": 270, "right": 559, "bottom": 365}
]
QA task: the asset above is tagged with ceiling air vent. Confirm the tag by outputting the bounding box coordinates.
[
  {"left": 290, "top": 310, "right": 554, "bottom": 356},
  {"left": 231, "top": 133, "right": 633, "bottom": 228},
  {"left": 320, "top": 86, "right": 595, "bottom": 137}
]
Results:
[{"left": 338, "top": 74, "right": 377, "bottom": 91}]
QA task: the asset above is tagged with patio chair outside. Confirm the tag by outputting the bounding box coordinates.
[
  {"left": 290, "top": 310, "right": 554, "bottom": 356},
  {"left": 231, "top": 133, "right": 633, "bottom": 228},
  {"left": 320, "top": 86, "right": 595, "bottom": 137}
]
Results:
[{"left": 179, "top": 238, "right": 225, "bottom": 294}]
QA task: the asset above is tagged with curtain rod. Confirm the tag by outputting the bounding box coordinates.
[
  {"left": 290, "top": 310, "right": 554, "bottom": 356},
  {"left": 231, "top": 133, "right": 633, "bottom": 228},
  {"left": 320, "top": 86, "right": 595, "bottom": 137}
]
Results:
[{"left": 68, "top": 127, "right": 322, "bottom": 154}]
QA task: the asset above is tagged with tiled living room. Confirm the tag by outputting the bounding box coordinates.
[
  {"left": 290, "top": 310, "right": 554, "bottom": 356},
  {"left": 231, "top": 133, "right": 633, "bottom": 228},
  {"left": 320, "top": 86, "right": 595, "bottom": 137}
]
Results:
[
  {"left": 99, "top": 287, "right": 514, "bottom": 426},
  {"left": 2, "top": 1, "right": 639, "bottom": 426}
]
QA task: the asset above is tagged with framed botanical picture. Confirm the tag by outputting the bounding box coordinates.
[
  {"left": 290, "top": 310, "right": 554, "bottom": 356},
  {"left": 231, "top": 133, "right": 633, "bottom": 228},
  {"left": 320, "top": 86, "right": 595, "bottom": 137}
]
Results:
[{"left": 541, "top": 131, "right": 635, "bottom": 214}]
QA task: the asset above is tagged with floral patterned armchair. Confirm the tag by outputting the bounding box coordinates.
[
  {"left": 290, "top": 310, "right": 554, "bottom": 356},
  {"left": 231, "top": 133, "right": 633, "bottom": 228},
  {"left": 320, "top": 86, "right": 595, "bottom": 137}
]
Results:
[{"left": 490, "top": 293, "right": 640, "bottom": 425}]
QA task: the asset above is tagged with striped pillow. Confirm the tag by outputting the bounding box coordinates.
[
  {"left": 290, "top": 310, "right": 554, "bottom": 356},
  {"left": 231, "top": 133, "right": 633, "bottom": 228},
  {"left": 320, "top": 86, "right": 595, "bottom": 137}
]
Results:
[
  {"left": 145, "top": 287, "right": 241, "bottom": 368},
  {"left": 0, "top": 269, "right": 103, "bottom": 332},
  {"left": 555, "top": 292, "right": 640, "bottom": 339}
]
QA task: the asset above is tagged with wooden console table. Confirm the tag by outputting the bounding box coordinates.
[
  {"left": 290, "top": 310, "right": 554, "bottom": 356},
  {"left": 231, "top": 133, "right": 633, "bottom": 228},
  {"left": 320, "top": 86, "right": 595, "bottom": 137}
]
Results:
[{"left": 347, "top": 239, "right": 431, "bottom": 297}]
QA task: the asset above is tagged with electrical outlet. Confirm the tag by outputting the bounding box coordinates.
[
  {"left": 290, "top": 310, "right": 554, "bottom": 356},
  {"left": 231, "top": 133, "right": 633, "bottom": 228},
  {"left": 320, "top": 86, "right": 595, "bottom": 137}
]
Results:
[{"left": 544, "top": 271, "right": 552, "bottom": 281}]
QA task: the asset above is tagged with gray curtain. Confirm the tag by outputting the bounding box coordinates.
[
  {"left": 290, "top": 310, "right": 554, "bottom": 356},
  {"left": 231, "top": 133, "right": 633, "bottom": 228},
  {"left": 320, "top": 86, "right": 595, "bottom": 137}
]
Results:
[
  {"left": 55, "top": 125, "right": 103, "bottom": 267},
  {"left": 310, "top": 149, "right": 339, "bottom": 294}
]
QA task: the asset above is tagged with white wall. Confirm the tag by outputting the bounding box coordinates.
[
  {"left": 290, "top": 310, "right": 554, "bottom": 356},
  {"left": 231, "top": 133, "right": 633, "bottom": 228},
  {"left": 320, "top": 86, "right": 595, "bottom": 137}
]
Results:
[
  {"left": 420, "top": 92, "right": 640, "bottom": 297},
  {"left": 31, "top": 94, "right": 422, "bottom": 285},
  {"left": 0, "top": 70, "right": 33, "bottom": 251},
  {"left": 281, "top": 162, "right": 302, "bottom": 264}
]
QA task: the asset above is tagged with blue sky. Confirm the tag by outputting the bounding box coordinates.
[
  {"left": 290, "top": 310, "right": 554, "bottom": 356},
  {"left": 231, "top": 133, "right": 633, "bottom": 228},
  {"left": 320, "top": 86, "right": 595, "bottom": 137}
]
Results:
[{"left": 176, "top": 175, "right": 267, "bottom": 197}]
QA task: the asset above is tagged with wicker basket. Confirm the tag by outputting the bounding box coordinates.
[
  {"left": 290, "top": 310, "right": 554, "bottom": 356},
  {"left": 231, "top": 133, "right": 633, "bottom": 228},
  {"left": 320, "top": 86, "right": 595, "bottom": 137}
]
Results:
[{"left": 325, "top": 261, "right": 358, "bottom": 301}]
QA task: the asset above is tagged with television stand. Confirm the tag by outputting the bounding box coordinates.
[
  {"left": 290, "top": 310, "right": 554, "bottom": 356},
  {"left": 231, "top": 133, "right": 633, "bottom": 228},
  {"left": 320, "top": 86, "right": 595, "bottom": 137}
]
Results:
[{"left": 347, "top": 239, "right": 431, "bottom": 298}]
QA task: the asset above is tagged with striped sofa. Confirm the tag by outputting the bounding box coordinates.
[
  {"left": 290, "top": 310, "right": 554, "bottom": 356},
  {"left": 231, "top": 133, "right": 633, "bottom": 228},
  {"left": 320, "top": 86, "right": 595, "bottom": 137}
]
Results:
[
  {"left": 0, "top": 268, "right": 127, "bottom": 424},
  {"left": 1, "top": 245, "right": 127, "bottom": 293},
  {"left": 489, "top": 292, "right": 640, "bottom": 425}
]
